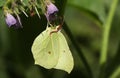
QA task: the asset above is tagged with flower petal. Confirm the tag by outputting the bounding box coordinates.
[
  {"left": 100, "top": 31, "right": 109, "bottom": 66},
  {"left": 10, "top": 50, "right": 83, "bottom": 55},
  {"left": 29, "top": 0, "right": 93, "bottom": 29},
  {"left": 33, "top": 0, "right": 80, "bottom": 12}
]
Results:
[{"left": 5, "top": 13, "right": 17, "bottom": 27}]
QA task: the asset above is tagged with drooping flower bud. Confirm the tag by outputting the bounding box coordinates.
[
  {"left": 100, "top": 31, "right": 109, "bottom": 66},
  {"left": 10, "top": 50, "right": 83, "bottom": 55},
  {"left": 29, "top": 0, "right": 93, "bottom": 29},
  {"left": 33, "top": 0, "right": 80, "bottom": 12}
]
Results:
[
  {"left": 5, "top": 13, "right": 17, "bottom": 27},
  {"left": 46, "top": 2, "right": 58, "bottom": 15},
  {"left": 45, "top": 2, "right": 58, "bottom": 22}
]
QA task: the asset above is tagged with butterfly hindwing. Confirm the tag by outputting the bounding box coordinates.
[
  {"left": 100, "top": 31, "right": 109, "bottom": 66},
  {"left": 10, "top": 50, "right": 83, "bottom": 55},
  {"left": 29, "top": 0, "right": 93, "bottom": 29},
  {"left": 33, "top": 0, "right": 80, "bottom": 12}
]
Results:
[{"left": 54, "top": 32, "right": 74, "bottom": 73}]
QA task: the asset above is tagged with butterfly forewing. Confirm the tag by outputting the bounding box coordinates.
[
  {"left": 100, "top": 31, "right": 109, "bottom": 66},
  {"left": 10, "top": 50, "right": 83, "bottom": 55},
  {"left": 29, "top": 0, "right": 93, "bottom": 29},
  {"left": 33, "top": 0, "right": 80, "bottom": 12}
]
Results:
[{"left": 32, "top": 28, "right": 60, "bottom": 69}]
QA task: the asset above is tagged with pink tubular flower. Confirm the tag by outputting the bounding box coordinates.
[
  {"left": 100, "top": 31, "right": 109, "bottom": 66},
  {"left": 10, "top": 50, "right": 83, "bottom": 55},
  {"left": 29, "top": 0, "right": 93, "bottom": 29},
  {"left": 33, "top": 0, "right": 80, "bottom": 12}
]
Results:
[{"left": 5, "top": 13, "right": 17, "bottom": 27}]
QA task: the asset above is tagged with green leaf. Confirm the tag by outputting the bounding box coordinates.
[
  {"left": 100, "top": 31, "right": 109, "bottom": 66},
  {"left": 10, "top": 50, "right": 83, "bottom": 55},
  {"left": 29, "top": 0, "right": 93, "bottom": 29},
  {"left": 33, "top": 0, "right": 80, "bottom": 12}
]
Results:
[
  {"left": 23, "top": 0, "right": 29, "bottom": 6},
  {"left": 67, "top": 0, "right": 106, "bottom": 23},
  {"left": 110, "top": 66, "right": 120, "bottom": 78},
  {"left": 0, "top": 0, "right": 6, "bottom": 7}
]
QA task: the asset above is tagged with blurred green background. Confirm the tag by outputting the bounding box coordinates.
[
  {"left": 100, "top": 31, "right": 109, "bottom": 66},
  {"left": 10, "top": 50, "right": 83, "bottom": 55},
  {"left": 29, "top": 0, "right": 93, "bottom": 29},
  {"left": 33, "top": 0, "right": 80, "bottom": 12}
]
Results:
[{"left": 0, "top": 0, "right": 120, "bottom": 78}]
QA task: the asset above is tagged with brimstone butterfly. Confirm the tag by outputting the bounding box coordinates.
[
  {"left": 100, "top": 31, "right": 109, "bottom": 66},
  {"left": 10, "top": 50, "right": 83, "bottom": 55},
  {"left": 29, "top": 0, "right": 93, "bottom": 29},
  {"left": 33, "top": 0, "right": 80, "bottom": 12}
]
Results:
[{"left": 31, "top": 26, "right": 74, "bottom": 73}]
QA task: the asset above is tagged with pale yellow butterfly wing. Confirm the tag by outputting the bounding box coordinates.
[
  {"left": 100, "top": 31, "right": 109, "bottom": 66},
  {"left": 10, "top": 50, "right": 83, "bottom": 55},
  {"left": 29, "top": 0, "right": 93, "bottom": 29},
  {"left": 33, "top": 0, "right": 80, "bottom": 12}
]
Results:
[
  {"left": 54, "top": 32, "right": 74, "bottom": 73},
  {"left": 31, "top": 27, "right": 74, "bottom": 73},
  {"left": 31, "top": 28, "right": 60, "bottom": 69}
]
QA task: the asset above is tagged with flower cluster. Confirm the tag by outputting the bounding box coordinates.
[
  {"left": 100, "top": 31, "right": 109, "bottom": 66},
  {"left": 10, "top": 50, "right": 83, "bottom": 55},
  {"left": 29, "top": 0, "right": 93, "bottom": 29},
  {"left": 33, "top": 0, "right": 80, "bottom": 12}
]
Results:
[{"left": 3, "top": 0, "right": 59, "bottom": 28}]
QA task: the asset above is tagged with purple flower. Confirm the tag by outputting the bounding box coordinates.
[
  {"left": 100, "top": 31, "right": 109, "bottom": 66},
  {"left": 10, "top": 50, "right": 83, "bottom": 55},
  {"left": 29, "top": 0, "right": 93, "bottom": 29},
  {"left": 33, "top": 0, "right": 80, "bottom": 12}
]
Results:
[
  {"left": 5, "top": 13, "right": 22, "bottom": 28},
  {"left": 46, "top": 3, "right": 58, "bottom": 15},
  {"left": 46, "top": 2, "right": 58, "bottom": 22},
  {"left": 5, "top": 13, "right": 17, "bottom": 27}
]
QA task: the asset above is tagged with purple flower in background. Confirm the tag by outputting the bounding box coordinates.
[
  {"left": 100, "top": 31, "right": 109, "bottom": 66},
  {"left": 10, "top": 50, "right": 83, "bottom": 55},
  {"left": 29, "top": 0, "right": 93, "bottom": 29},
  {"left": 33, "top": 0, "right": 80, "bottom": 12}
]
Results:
[
  {"left": 46, "top": 2, "right": 58, "bottom": 22},
  {"left": 5, "top": 13, "right": 17, "bottom": 27}
]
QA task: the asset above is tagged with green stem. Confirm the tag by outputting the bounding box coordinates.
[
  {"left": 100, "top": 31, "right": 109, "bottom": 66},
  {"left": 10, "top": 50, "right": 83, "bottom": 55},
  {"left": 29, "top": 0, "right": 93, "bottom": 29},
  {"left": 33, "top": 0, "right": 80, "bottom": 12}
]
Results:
[
  {"left": 110, "top": 66, "right": 120, "bottom": 78},
  {"left": 100, "top": 0, "right": 118, "bottom": 65},
  {"left": 63, "top": 23, "right": 93, "bottom": 78},
  {"left": 4, "top": 0, "right": 11, "bottom": 6},
  {"left": 3, "top": 0, "right": 11, "bottom": 9}
]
